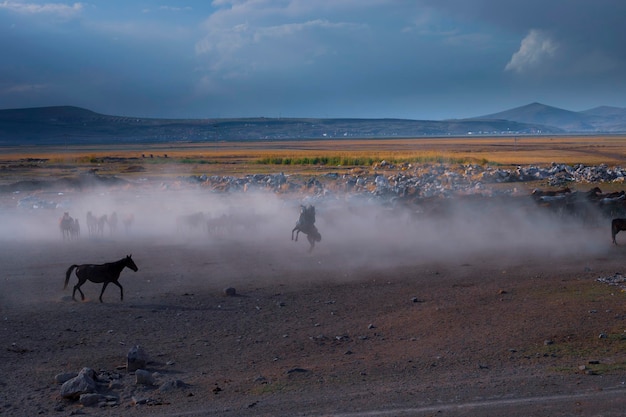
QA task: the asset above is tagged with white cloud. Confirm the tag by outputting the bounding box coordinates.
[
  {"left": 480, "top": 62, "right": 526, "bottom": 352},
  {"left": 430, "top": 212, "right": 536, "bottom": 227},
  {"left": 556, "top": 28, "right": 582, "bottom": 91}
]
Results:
[
  {"left": 158, "top": 6, "right": 192, "bottom": 12},
  {"left": 253, "top": 19, "right": 361, "bottom": 41},
  {"left": 505, "top": 29, "right": 558, "bottom": 74},
  {"left": 194, "top": 3, "right": 366, "bottom": 77},
  {"left": 0, "top": 1, "right": 83, "bottom": 17},
  {"left": 2, "top": 82, "right": 48, "bottom": 94}
]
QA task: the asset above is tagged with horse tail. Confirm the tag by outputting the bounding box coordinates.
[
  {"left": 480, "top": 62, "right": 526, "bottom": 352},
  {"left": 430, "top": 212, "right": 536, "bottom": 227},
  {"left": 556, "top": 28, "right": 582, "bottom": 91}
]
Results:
[{"left": 64, "top": 265, "right": 78, "bottom": 289}]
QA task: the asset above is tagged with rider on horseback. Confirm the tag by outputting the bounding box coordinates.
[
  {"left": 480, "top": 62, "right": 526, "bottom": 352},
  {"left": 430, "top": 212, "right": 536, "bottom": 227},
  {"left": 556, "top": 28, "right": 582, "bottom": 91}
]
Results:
[
  {"left": 292, "top": 205, "right": 321, "bottom": 252},
  {"left": 297, "top": 205, "right": 316, "bottom": 228}
]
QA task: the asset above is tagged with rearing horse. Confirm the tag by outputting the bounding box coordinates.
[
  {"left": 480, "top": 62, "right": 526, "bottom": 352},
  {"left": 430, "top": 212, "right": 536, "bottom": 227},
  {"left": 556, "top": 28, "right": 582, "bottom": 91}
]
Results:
[
  {"left": 64, "top": 255, "right": 138, "bottom": 302},
  {"left": 292, "top": 204, "right": 322, "bottom": 252}
]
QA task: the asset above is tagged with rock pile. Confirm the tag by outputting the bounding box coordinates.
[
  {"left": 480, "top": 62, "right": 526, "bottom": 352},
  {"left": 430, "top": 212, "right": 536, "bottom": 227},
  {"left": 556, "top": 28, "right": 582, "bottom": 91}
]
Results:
[
  {"left": 597, "top": 273, "right": 626, "bottom": 290},
  {"left": 55, "top": 346, "right": 190, "bottom": 411},
  {"left": 183, "top": 163, "right": 626, "bottom": 201},
  {"left": 10, "top": 162, "right": 626, "bottom": 213}
]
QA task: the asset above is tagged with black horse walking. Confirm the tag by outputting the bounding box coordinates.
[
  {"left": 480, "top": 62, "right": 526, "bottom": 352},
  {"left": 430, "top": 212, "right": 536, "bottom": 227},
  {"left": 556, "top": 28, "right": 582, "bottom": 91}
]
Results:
[{"left": 64, "top": 255, "right": 138, "bottom": 302}]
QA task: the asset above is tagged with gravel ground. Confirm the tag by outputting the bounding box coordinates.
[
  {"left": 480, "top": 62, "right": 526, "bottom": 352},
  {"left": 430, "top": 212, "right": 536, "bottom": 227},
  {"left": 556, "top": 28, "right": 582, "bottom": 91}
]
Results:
[{"left": 2, "top": 181, "right": 626, "bottom": 416}]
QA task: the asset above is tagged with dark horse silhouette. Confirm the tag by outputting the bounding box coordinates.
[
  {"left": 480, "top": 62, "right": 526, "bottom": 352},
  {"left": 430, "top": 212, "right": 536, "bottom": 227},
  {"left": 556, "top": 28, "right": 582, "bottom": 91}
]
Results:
[
  {"left": 612, "top": 218, "right": 626, "bottom": 245},
  {"left": 64, "top": 255, "right": 138, "bottom": 302},
  {"left": 59, "top": 212, "right": 74, "bottom": 240},
  {"left": 292, "top": 204, "right": 322, "bottom": 252}
]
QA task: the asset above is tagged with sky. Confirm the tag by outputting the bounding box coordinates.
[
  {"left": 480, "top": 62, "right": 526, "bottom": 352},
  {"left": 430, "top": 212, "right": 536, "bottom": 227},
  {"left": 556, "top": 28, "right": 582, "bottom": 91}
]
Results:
[{"left": 1, "top": 0, "right": 625, "bottom": 120}]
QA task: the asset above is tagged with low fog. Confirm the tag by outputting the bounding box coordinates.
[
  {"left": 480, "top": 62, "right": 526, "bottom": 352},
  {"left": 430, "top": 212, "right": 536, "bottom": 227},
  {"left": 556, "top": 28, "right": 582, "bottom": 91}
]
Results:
[{"left": 0, "top": 184, "right": 612, "bottom": 307}]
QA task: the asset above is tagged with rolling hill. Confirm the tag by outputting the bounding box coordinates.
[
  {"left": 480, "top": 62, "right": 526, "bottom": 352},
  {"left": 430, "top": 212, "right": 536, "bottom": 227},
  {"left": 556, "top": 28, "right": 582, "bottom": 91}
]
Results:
[
  {"left": 0, "top": 103, "right": 624, "bottom": 146},
  {"left": 476, "top": 102, "right": 626, "bottom": 132}
]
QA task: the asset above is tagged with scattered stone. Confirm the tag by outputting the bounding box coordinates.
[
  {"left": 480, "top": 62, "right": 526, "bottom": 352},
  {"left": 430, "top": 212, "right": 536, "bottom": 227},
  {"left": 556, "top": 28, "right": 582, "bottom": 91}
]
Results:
[
  {"left": 597, "top": 273, "right": 626, "bottom": 290},
  {"left": 132, "top": 396, "right": 149, "bottom": 406},
  {"left": 599, "top": 333, "right": 608, "bottom": 339},
  {"left": 54, "top": 372, "right": 77, "bottom": 384},
  {"left": 223, "top": 287, "right": 237, "bottom": 297},
  {"left": 159, "top": 379, "right": 189, "bottom": 392},
  {"left": 108, "top": 380, "right": 123, "bottom": 390},
  {"left": 287, "top": 367, "right": 309, "bottom": 374},
  {"left": 368, "top": 324, "right": 376, "bottom": 329},
  {"left": 544, "top": 340, "right": 554, "bottom": 346},
  {"left": 60, "top": 367, "right": 97, "bottom": 399},
  {"left": 79, "top": 393, "right": 103, "bottom": 407},
  {"left": 7, "top": 343, "right": 30, "bottom": 354},
  {"left": 127, "top": 345, "right": 148, "bottom": 372},
  {"left": 135, "top": 369, "right": 156, "bottom": 386},
  {"left": 254, "top": 375, "right": 268, "bottom": 384}
]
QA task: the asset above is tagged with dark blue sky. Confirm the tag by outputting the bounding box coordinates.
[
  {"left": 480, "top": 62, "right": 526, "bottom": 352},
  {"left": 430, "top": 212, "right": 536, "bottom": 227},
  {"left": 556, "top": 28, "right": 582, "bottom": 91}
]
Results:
[{"left": 1, "top": 0, "right": 625, "bottom": 120}]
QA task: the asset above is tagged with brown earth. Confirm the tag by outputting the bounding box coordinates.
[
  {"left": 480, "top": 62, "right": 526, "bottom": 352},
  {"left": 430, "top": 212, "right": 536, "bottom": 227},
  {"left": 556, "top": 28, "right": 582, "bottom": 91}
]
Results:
[{"left": 2, "top": 172, "right": 626, "bottom": 416}]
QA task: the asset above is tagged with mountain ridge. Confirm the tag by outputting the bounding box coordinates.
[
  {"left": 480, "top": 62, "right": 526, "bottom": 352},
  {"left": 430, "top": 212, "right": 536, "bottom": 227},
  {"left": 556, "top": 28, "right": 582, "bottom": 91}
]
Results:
[
  {"left": 475, "top": 102, "right": 626, "bottom": 132},
  {"left": 0, "top": 102, "right": 624, "bottom": 145}
]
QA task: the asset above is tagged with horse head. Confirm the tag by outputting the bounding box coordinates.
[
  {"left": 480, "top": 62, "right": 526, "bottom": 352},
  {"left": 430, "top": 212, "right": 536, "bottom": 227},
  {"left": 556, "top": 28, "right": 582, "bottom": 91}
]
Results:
[{"left": 125, "top": 254, "right": 139, "bottom": 272}]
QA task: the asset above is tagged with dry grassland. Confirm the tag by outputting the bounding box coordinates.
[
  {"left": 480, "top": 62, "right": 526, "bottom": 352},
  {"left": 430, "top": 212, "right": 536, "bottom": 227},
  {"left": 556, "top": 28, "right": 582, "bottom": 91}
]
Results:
[{"left": 1, "top": 135, "right": 626, "bottom": 181}]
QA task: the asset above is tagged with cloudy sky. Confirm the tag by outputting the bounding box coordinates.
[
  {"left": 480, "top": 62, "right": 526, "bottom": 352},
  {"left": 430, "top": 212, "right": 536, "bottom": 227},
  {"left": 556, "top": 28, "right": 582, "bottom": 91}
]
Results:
[{"left": 1, "top": 0, "right": 625, "bottom": 120}]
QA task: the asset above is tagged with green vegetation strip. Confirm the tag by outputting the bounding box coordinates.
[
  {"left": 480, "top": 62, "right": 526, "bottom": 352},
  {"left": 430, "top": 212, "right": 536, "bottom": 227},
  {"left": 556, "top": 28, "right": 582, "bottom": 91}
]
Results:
[{"left": 255, "top": 155, "right": 490, "bottom": 166}]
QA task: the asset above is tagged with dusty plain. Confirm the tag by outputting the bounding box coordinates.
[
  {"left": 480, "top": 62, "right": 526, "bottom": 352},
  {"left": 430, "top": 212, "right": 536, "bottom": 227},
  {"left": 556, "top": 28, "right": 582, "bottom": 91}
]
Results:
[{"left": 2, "top": 136, "right": 626, "bottom": 416}]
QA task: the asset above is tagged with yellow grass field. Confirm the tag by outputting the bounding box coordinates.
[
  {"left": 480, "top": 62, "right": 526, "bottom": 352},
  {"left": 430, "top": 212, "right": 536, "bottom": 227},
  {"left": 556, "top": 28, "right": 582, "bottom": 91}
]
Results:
[{"left": 1, "top": 135, "right": 626, "bottom": 181}]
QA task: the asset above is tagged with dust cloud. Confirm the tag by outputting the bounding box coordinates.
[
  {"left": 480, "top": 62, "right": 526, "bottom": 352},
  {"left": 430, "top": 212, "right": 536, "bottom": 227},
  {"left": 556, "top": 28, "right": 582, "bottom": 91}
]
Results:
[{"left": 0, "top": 182, "right": 612, "bottom": 308}]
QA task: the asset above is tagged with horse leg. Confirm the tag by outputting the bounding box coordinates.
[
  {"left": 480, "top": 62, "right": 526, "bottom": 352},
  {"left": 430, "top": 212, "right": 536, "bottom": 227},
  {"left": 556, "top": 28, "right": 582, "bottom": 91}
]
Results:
[
  {"left": 73, "top": 279, "right": 86, "bottom": 301},
  {"left": 99, "top": 281, "right": 110, "bottom": 303},
  {"left": 111, "top": 280, "right": 124, "bottom": 301},
  {"left": 292, "top": 226, "right": 299, "bottom": 241},
  {"left": 307, "top": 234, "right": 315, "bottom": 252}
]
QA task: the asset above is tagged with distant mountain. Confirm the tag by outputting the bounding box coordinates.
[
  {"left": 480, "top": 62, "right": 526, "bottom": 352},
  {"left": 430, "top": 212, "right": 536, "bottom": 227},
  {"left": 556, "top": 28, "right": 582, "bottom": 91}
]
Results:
[
  {"left": 476, "top": 102, "right": 626, "bottom": 132},
  {"left": 581, "top": 105, "right": 626, "bottom": 118},
  {"left": 579, "top": 106, "right": 626, "bottom": 132},
  {"left": 0, "top": 105, "right": 562, "bottom": 146}
]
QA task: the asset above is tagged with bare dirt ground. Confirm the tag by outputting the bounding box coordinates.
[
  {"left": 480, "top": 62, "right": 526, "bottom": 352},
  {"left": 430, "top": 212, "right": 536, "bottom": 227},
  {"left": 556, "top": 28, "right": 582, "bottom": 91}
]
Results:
[{"left": 2, "top": 176, "right": 626, "bottom": 417}]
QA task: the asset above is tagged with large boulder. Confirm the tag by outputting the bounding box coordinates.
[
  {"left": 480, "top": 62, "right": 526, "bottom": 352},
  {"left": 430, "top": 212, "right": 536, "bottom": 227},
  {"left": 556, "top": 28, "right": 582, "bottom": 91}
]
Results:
[{"left": 60, "top": 367, "right": 97, "bottom": 399}]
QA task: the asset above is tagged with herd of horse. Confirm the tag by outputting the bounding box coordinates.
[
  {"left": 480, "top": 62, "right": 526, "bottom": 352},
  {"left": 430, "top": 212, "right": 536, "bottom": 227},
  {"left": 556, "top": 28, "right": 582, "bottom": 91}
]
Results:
[
  {"left": 59, "top": 212, "right": 81, "bottom": 240},
  {"left": 60, "top": 211, "right": 133, "bottom": 240},
  {"left": 59, "top": 191, "right": 626, "bottom": 302},
  {"left": 61, "top": 205, "right": 322, "bottom": 302},
  {"left": 529, "top": 186, "right": 626, "bottom": 243}
]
